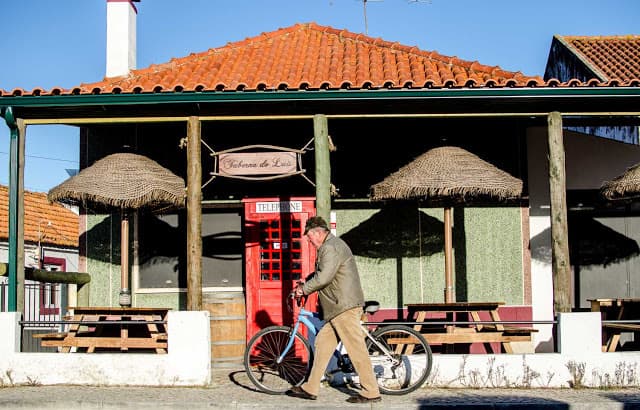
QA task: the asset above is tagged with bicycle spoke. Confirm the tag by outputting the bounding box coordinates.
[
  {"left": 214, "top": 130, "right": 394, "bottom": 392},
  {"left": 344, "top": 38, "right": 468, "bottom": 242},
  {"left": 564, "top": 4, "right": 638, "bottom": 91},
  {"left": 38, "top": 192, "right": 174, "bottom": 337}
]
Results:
[
  {"left": 244, "top": 326, "right": 313, "bottom": 395},
  {"left": 368, "top": 325, "right": 432, "bottom": 395}
]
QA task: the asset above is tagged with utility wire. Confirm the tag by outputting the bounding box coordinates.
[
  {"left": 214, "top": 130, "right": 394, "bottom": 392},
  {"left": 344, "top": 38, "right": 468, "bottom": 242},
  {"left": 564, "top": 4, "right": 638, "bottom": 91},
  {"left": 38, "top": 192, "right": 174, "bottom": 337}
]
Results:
[{"left": 0, "top": 151, "right": 77, "bottom": 164}]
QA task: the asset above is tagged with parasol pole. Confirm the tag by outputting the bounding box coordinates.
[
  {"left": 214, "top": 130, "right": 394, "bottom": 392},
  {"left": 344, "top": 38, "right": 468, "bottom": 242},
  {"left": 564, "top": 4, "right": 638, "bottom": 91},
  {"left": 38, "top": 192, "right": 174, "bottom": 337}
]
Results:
[
  {"left": 119, "top": 208, "right": 131, "bottom": 306},
  {"left": 444, "top": 206, "right": 454, "bottom": 303}
]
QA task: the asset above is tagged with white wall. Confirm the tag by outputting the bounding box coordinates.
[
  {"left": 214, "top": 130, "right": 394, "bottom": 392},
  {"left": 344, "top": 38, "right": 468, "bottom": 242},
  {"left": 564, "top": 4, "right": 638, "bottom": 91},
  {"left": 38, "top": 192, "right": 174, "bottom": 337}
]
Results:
[
  {"left": 3, "top": 311, "right": 640, "bottom": 388},
  {"left": 0, "top": 311, "right": 211, "bottom": 386},
  {"left": 526, "top": 127, "right": 640, "bottom": 352}
]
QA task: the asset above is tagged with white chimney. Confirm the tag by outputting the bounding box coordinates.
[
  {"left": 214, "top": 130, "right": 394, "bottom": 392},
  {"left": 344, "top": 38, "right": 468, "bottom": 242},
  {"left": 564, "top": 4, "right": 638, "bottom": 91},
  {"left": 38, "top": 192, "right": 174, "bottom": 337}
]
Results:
[{"left": 106, "top": 0, "right": 138, "bottom": 78}]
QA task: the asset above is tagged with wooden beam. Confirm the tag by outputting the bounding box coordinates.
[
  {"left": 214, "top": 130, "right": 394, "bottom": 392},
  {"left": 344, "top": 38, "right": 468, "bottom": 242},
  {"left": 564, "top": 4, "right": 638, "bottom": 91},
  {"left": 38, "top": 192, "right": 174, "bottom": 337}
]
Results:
[
  {"left": 547, "top": 111, "right": 572, "bottom": 314},
  {"left": 186, "top": 116, "right": 203, "bottom": 311},
  {"left": 0, "top": 263, "right": 90, "bottom": 284},
  {"left": 313, "top": 114, "right": 331, "bottom": 222},
  {"left": 22, "top": 111, "right": 640, "bottom": 126}
]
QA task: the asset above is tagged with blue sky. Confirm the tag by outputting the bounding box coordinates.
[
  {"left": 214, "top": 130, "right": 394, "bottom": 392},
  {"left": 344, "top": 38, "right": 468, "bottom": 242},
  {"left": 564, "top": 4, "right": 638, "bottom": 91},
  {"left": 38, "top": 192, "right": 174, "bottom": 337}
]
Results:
[{"left": 1, "top": 0, "right": 639, "bottom": 192}]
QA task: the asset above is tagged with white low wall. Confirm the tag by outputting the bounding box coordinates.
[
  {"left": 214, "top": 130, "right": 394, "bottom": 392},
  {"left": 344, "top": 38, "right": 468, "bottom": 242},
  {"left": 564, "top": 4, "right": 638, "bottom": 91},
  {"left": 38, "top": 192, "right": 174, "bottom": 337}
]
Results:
[
  {"left": 0, "top": 311, "right": 210, "bottom": 386},
  {"left": 428, "top": 312, "right": 640, "bottom": 388},
  {"left": 2, "top": 311, "right": 640, "bottom": 388}
]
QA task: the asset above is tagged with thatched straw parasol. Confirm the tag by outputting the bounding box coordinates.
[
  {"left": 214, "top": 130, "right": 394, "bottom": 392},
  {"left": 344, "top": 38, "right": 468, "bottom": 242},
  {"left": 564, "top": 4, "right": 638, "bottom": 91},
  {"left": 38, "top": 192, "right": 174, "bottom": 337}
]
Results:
[
  {"left": 370, "top": 146, "right": 523, "bottom": 303},
  {"left": 48, "top": 153, "right": 185, "bottom": 306},
  {"left": 601, "top": 162, "right": 640, "bottom": 200}
]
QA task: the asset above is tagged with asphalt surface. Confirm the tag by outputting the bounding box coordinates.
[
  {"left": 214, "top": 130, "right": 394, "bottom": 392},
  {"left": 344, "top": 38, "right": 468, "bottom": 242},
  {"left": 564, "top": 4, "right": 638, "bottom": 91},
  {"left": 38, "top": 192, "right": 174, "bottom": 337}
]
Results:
[{"left": 1, "top": 368, "right": 640, "bottom": 409}]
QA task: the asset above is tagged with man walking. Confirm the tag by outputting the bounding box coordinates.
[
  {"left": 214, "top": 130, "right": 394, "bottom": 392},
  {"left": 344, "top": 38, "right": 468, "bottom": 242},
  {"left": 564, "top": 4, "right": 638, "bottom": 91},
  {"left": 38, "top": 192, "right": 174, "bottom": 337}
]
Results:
[{"left": 286, "top": 216, "right": 381, "bottom": 404}]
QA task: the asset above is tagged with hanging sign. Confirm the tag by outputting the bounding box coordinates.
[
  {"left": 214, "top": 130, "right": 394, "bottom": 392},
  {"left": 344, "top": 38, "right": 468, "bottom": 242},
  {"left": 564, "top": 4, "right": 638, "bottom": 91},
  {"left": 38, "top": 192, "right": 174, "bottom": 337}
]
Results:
[
  {"left": 219, "top": 152, "right": 297, "bottom": 176},
  {"left": 204, "top": 143, "right": 310, "bottom": 186}
]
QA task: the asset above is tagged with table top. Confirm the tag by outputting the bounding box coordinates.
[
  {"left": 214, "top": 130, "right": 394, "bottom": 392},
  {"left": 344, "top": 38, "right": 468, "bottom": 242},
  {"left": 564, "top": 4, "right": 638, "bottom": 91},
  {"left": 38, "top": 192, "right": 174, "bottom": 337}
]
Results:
[
  {"left": 70, "top": 306, "right": 171, "bottom": 314},
  {"left": 405, "top": 302, "right": 505, "bottom": 312},
  {"left": 588, "top": 298, "right": 640, "bottom": 304}
]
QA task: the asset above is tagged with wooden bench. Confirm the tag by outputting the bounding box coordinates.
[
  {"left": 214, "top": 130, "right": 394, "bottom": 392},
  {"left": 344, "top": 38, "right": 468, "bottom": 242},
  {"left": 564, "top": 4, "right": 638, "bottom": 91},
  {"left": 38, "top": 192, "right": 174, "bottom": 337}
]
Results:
[
  {"left": 601, "top": 323, "right": 640, "bottom": 352},
  {"left": 32, "top": 332, "right": 68, "bottom": 340},
  {"left": 419, "top": 326, "right": 538, "bottom": 353}
]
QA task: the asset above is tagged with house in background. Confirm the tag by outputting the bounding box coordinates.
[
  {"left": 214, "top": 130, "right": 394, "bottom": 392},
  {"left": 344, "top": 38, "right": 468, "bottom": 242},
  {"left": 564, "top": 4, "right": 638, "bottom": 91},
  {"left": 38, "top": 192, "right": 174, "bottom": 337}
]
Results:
[
  {"left": 544, "top": 34, "right": 640, "bottom": 144},
  {"left": 0, "top": 185, "right": 78, "bottom": 323},
  {"left": 0, "top": 184, "right": 78, "bottom": 272}
]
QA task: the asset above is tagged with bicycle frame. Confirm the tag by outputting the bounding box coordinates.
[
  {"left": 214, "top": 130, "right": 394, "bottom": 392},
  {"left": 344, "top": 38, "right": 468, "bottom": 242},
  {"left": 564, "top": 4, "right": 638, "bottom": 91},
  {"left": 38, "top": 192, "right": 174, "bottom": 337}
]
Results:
[
  {"left": 277, "top": 304, "right": 397, "bottom": 366},
  {"left": 277, "top": 306, "right": 317, "bottom": 364}
]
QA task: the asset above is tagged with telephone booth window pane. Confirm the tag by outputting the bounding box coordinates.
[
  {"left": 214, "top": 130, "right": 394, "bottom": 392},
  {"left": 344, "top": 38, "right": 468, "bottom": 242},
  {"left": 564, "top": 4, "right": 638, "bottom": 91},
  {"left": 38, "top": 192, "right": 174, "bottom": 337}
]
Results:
[
  {"left": 272, "top": 262, "right": 280, "bottom": 270},
  {"left": 261, "top": 262, "right": 269, "bottom": 270},
  {"left": 272, "top": 273, "right": 280, "bottom": 281},
  {"left": 261, "top": 273, "right": 269, "bottom": 280},
  {"left": 271, "top": 231, "right": 280, "bottom": 239},
  {"left": 292, "top": 220, "right": 301, "bottom": 229},
  {"left": 292, "top": 231, "right": 300, "bottom": 238},
  {"left": 292, "top": 252, "right": 300, "bottom": 259},
  {"left": 292, "top": 273, "right": 301, "bottom": 280},
  {"left": 270, "top": 220, "right": 279, "bottom": 229},
  {"left": 261, "top": 252, "right": 269, "bottom": 259},
  {"left": 292, "top": 262, "right": 301, "bottom": 270},
  {"left": 292, "top": 242, "right": 301, "bottom": 250}
]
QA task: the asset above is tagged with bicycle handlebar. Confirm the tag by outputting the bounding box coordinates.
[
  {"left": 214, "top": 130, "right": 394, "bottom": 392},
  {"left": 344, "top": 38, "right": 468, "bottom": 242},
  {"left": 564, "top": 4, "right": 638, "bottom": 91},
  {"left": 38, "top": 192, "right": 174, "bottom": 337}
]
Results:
[{"left": 287, "top": 290, "right": 308, "bottom": 310}]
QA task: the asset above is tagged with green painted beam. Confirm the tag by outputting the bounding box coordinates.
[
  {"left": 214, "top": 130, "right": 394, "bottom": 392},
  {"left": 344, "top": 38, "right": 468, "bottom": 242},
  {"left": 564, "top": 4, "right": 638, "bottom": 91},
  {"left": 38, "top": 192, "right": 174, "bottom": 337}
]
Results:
[
  {"left": 0, "top": 87, "right": 639, "bottom": 108},
  {"left": 1, "top": 107, "right": 18, "bottom": 311}
]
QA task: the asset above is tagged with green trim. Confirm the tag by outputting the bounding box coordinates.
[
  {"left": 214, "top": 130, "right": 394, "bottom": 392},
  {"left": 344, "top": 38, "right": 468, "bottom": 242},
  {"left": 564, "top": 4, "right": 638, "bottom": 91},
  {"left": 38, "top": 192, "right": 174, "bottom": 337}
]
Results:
[{"left": 1, "top": 87, "right": 640, "bottom": 108}]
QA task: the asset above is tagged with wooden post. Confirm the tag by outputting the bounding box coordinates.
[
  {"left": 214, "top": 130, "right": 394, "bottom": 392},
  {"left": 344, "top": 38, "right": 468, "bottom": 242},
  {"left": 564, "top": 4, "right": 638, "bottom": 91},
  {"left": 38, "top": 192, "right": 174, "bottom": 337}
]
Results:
[
  {"left": 313, "top": 114, "right": 331, "bottom": 222},
  {"left": 443, "top": 207, "right": 454, "bottom": 303},
  {"left": 186, "top": 116, "right": 203, "bottom": 311},
  {"left": 16, "top": 119, "right": 26, "bottom": 313},
  {"left": 548, "top": 111, "right": 572, "bottom": 313}
]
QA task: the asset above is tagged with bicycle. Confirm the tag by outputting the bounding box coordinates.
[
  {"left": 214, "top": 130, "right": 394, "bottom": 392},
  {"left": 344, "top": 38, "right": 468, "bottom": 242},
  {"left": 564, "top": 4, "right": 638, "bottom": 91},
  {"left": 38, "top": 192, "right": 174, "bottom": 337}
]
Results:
[{"left": 243, "top": 293, "right": 433, "bottom": 395}]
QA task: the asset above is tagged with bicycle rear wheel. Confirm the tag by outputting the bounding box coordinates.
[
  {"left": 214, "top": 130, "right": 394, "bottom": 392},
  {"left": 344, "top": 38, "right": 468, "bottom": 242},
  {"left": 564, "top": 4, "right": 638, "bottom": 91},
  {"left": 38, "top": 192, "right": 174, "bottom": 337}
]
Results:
[
  {"left": 367, "top": 325, "right": 432, "bottom": 395},
  {"left": 244, "top": 325, "right": 313, "bottom": 394}
]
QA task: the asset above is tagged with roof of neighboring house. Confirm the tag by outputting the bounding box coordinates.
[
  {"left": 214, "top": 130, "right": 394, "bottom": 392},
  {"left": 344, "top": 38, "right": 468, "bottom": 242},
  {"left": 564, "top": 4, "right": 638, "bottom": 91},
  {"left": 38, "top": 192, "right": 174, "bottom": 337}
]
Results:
[
  {"left": 554, "top": 35, "right": 640, "bottom": 81},
  {"left": 0, "top": 185, "right": 78, "bottom": 248},
  {"left": 1, "top": 22, "right": 553, "bottom": 97}
]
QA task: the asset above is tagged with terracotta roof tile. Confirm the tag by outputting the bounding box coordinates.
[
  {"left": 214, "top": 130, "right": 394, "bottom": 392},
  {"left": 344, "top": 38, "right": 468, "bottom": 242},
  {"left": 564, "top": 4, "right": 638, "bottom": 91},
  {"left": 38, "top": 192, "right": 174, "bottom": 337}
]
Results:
[
  {"left": 0, "top": 185, "right": 78, "bottom": 248},
  {"left": 558, "top": 35, "right": 640, "bottom": 81},
  {"left": 1, "top": 22, "right": 549, "bottom": 97}
]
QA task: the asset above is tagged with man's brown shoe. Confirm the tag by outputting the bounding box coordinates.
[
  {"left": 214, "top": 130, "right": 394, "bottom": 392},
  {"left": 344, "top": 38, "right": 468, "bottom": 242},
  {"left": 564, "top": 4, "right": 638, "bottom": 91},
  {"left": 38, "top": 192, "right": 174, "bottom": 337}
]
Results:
[
  {"left": 346, "top": 394, "right": 382, "bottom": 404},
  {"left": 286, "top": 386, "right": 317, "bottom": 400}
]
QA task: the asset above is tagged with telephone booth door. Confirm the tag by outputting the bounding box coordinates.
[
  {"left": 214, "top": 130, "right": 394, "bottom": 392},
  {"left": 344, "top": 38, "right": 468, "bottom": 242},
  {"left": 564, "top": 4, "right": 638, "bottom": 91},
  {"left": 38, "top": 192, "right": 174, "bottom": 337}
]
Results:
[{"left": 243, "top": 197, "right": 318, "bottom": 340}]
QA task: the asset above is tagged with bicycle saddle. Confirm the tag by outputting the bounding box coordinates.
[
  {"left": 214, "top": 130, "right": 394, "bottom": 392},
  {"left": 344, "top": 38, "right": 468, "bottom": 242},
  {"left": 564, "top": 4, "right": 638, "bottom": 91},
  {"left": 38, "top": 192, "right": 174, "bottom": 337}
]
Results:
[{"left": 364, "top": 301, "right": 380, "bottom": 313}]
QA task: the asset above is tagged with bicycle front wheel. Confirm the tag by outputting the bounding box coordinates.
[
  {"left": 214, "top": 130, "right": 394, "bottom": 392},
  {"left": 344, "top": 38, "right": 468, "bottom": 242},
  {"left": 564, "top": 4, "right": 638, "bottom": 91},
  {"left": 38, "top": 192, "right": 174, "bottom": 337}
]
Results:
[
  {"left": 244, "top": 325, "right": 313, "bottom": 394},
  {"left": 367, "top": 325, "right": 432, "bottom": 395}
]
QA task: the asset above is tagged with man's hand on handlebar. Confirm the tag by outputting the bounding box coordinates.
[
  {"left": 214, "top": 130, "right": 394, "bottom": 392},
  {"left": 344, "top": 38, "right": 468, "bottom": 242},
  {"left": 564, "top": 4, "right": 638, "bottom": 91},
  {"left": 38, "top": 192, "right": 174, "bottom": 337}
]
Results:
[{"left": 294, "top": 281, "right": 305, "bottom": 298}]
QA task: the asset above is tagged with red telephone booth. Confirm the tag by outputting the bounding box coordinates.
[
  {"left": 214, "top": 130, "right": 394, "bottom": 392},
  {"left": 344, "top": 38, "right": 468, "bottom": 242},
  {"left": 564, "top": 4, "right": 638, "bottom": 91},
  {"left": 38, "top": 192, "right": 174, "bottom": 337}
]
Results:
[{"left": 243, "top": 197, "right": 318, "bottom": 340}]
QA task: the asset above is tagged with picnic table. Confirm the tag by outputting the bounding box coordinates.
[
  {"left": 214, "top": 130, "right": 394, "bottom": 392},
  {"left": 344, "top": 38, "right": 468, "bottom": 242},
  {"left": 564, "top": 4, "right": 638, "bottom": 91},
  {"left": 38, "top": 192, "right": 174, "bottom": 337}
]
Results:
[
  {"left": 33, "top": 306, "right": 169, "bottom": 353},
  {"left": 589, "top": 298, "right": 640, "bottom": 352},
  {"left": 406, "top": 302, "right": 537, "bottom": 354}
]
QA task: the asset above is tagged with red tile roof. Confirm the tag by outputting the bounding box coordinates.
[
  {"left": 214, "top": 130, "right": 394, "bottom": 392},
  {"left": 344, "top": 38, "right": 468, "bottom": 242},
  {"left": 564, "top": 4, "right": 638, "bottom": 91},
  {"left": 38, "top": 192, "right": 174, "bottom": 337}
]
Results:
[
  {"left": 0, "top": 185, "right": 78, "bottom": 248},
  {"left": 3, "top": 22, "right": 549, "bottom": 97},
  {"left": 557, "top": 35, "right": 640, "bottom": 82}
]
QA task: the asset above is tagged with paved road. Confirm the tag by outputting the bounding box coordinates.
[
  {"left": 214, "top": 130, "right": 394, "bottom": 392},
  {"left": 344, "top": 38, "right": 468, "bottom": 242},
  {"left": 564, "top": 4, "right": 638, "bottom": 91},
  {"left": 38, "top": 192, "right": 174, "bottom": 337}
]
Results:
[{"left": 1, "top": 369, "right": 640, "bottom": 409}]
